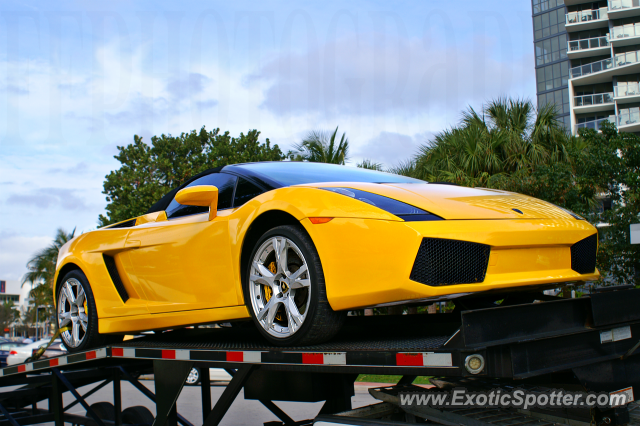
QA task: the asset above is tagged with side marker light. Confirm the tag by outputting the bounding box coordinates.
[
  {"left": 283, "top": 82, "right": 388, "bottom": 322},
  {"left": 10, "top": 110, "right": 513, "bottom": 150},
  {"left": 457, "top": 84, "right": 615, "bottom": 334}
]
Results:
[{"left": 309, "top": 217, "right": 333, "bottom": 224}]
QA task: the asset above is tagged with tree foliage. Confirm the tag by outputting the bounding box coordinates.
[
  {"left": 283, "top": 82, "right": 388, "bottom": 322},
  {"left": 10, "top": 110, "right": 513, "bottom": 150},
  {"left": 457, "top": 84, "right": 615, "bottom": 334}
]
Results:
[
  {"left": 403, "top": 99, "right": 576, "bottom": 186},
  {"left": 22, "top": 228, "right": 76, "bottom": 300},
  {"left": 99, "top": 127, "right": 285, "bottom": 226},
  {"left": 22, "top": 228, "right": 76, "bottom": 328},
  {"left": 289, "top": 126, "right": 349, "bottom": 164},
  {"left": 0, "top": 302, "right": 20, "bottom": 332},
  {"left": 357, "top": 159, "right": 384, "bottom": 171}
]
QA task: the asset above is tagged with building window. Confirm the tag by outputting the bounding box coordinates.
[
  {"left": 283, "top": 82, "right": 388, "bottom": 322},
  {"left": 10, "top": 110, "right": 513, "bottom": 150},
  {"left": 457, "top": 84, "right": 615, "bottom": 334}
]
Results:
[
  {"left": 538, "top": 88, "right": 570, "bottom": 115},
  {"left": 535, "top": 34, "right": 568, "bottom": 65},
  {"left": 533, "top": 0, "right": 565, "bottom": 15},
  {"left": 536, "top": 62, "right": 570, "bottom": 92},
  {"left": 534, "top": 8, "right": 567, "bottom": 40}
]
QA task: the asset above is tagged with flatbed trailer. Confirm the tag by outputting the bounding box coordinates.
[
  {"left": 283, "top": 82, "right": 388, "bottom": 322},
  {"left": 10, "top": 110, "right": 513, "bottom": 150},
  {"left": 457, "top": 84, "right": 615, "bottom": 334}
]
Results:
[{"left": 1, "top": 288, "right": 639, "bottom": 426}]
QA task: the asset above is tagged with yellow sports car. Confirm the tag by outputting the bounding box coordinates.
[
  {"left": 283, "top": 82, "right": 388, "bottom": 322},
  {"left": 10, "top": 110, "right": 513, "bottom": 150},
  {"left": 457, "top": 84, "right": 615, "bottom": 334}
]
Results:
[{"left": 54, "top": 162, "right": 599, "bottom": 351}]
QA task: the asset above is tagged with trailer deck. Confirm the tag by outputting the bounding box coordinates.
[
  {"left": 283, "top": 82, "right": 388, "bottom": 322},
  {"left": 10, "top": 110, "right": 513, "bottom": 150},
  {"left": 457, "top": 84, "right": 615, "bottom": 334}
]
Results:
[{"left": 0, "top": 288, "right": 639, "bottom": 426}]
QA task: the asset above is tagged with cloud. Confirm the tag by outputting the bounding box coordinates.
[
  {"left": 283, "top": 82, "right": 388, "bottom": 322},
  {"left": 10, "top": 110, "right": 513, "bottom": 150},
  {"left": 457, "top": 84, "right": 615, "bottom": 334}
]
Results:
[
  {"left": 7, "top": 188, "right": 90, "bottom": 210},
  {"left": 196, "top": 99, "right": 219, "bottom": 109},
  {"left": 0, "top": 232, "right": 51, "bottom": 281},
  {"left": 165, "top": 73, "right": 212, "bottom": 101},
  {"left": 3, "top": 84, "right": 29, "bottom": 95},
  {"left": 353, "top": 131, "right": 435, "bottom": 167},
  {"left": 47, "top": 161, "right": 90, "bottom": 175},
  {"left": 246, "top": 33, "right": 533, "bottom": 120}
]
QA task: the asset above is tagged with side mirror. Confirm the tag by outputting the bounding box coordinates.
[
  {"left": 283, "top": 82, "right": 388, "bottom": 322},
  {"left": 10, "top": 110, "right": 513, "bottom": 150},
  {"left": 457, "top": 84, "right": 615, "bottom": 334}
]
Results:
[{"left": 175, "top": 185, "right": 219, "bottom": 220}]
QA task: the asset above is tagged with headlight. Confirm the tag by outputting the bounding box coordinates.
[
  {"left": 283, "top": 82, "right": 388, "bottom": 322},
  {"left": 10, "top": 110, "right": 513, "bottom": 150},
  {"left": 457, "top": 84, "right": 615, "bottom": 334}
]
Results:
[{"left": 321, "top": 187, "right": 443, "bottom": 222}]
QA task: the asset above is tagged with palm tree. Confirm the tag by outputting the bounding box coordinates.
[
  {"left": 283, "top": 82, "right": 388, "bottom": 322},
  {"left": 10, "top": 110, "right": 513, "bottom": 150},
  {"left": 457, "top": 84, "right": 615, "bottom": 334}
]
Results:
[
  {"left": 22, "top": 228, "right": 76, "bottom": 306},
  {"left": 290, "top": 126, "right": 349, "bottom": 164},
  {"left": 405, "top": 98, "right": 576, "bottom": 186},
  {"left": 357, "top": 159, "right": 384, "bottom": 171}
]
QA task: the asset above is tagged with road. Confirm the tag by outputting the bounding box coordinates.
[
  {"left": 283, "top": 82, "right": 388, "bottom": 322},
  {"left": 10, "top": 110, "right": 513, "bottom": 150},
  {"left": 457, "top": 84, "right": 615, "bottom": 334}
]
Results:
[{"left": 35, "top": 379, "right": 382, "bottom": 425}]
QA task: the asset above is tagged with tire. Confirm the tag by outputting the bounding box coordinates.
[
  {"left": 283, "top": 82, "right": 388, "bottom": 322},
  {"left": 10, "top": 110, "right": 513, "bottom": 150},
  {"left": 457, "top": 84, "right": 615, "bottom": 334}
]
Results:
[
  {"left": 185, "top": 367, "right": 200, "bottom": 385},
  {"left": 56, "top": 269, "right": 122, "bottom": 353},
  {"left": 122, "top": 406, "right": 155, "bottom": 426},
  {"left": 86, "top": 402, "right": 115, "bottom": 424},
  {"left": 243, "top": 224, "right": 345, "bottom": 346}
]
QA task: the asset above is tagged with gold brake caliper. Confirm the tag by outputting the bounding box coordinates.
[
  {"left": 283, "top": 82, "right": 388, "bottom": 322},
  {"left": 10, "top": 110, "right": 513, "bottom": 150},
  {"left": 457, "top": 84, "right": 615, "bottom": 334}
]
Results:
[{"left": 263, "top": 261, "right": 283, "bottom": 322}]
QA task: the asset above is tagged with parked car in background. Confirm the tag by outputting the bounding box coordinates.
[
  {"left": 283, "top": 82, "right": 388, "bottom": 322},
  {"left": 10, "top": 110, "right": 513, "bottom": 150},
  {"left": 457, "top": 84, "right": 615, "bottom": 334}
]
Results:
[
  {"left": 7, "top": 339, "right": 53, "bottom": 365},
  {"left": 0, "top": 342, "right": 25, "bottom": 367},
  {"left": 40, "top": 341, "right": 67, "bottom": 359}
]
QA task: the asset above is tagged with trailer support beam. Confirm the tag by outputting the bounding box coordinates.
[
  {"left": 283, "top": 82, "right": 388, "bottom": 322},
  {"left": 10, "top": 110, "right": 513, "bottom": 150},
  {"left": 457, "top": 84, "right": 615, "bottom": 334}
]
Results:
[
  {"left": 63, "top": 379, "right": 112, "bottom": 412},
  {"left": 258, "top": 400, "right": 296, "bottom": 426},
  {"left": 151, "top": 360, "right": 194, "bottom": 426},
  {"left": 118, "top": 366, "right": 194, "bottom": 426},
  {"left": 203, "top": 364, "right": 256, "bottom": 426},
  {"left": 52, "top": 368, "right": 107, "bottom": 426},
  {"left": 49, "top": 372, "right": 64, "bottom": 426},
  {"left": 113, "top": 369, "right": 122, "bottom": 426},
  {"left": 0, "top": 401, "right": 20, "bottom": 426},
  {"left": 200, "top": 367, "right": 212, "bottom": 420}
]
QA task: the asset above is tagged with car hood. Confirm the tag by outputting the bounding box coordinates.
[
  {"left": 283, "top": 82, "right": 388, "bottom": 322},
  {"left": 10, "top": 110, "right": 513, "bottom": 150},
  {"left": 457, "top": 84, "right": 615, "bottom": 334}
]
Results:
[{"left": 302, "top": 182, "right": 577, "bottom": 220}]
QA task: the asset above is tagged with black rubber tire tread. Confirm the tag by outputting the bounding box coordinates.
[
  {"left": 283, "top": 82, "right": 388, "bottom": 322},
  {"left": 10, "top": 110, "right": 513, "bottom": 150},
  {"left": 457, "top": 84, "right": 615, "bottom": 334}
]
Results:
[
  {"left": 243, "top": 224, "right": 345, "bottom": 346},
  {"left": 86, "top": 402, "right": 115, "bottom": 420},
  {"left": 57, "top": 269, "right": 119, "bottom": 353},
  {"left": 122, "top": 406, "right": 155, "bottom": 426}
]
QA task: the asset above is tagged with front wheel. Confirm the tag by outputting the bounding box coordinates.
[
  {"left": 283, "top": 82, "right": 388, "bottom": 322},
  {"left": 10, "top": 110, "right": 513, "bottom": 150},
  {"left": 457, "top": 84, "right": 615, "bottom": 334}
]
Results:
[
  {"left": 243, "top": 225, "right": 345, "bottom": 346},
  {"left": 56, "top": 269, "right": 121, "bottom": 352}
]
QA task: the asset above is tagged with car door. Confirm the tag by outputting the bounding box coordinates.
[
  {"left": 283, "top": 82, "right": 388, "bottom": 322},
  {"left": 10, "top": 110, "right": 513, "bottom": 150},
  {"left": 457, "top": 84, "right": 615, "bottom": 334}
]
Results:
[{"left": 124, "top": 172, "right": 241, "bottom": 314}]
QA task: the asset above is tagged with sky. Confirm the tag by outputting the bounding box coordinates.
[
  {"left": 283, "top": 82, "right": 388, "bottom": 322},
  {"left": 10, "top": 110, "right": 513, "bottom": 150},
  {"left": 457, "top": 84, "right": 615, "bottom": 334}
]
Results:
[{"left": 0, "top": 0, "right": 537, "bottom": 281}]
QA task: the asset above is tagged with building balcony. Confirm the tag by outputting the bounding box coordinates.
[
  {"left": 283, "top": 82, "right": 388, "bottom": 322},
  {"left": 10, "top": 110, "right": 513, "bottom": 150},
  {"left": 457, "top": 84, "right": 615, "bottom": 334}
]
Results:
[
  {"left": 614, "top": 83, "right": 640, "bottom": 103},
  {"left": 570, "top": 49, "right": 640, "bottom": 83},
  {"left": 573, "top": 92, "right": 615, "bottom": 113},
  {"left": 567, "top": 35, "right": 610, "bottom": 59},
  {"left": 608, "top": 0, "right": 640, "bottom": 19},
  {"left": 574, "top": 116, "right": 614, "bottom": 133},
  {"left": 570, "top": 57, "right": 614, "bottom": 79},
  {"left": 610, "top": 23, "right": 640, "bottom": 46},
  {"left": 617, "top": 108, "right": 640, "bottom": 130},
  {"left": 566, "top": 8, "right": 609, "bottom": 32}
]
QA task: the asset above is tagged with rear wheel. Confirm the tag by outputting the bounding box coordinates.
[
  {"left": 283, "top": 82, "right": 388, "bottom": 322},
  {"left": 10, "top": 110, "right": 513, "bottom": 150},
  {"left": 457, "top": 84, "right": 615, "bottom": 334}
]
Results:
[
  {"left": 243, "top": 225, "right": 345, "bottom": 346},
  {"left": 56, "top": 269, "right": 122, "bottom": 352}
]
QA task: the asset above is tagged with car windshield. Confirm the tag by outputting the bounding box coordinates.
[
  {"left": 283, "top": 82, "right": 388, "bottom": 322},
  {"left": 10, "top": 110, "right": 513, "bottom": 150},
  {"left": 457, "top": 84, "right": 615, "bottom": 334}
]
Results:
[{"left": 233, "top": 162, "right": 425, "bottom": 186}]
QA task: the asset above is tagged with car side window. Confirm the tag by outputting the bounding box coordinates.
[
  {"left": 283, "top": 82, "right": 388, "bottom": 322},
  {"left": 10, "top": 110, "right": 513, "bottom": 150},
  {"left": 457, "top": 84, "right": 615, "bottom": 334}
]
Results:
[
  {"left": 234, "top": 177, "right": 263, "bottom": 207},
  {"left": 166, "top": 173, "right": 238, "bottom": 219}
]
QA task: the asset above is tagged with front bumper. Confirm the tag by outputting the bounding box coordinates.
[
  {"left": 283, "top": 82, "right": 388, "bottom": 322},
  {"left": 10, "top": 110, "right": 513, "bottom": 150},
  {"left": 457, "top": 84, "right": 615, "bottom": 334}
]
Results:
[{"left": 302, "top": 217, "right": 599, "bottom": 311}]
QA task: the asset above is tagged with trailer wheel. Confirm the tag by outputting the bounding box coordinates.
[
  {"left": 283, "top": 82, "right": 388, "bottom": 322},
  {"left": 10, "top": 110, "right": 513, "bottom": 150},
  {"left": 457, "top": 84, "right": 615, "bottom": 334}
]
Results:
[
  {"left": 86, "top": 401, "right": 115, "bottom": 424},
  {"left": 122, "top": 406, "right": 155, "bottom": 426},
  {"left": 244, "top": 224, "right": 345, "bottom": 346},
  {"left": 56, "top": 269, "right": 122, "bottom": 353}
]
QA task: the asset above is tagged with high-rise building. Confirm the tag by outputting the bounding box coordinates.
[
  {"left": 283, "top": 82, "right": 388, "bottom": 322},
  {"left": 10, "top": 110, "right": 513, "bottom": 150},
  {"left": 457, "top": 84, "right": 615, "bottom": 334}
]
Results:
[
  {"left": 532, "top": 0, "right": 572, "bottom": 129},
  {"left": 534, "top": 0, "right": 640, "bottom": 134}
]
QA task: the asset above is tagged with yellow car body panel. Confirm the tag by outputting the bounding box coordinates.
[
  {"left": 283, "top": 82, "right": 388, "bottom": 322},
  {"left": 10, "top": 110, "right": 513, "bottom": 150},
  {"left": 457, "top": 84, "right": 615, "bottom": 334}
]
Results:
[{"left": 54, "top": 182, "right": 599, "bottom": 335}]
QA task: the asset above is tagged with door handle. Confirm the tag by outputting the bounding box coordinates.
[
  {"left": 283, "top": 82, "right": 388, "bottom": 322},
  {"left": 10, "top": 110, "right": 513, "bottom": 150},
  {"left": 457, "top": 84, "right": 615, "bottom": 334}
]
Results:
[{"left": 125, "top": 240, "right": 141, "bottom": 248}]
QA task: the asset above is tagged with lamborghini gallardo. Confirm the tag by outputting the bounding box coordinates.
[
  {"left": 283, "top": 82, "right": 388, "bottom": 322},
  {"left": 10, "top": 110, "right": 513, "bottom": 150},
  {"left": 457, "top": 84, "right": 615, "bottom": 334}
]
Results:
[{"left": 54, "top": 162, "right": 599, "bottom": 351}]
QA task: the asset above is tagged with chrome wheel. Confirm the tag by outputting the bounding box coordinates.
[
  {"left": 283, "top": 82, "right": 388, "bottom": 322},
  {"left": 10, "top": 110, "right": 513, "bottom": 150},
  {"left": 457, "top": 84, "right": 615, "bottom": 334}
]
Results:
[
  {"left": 249, "top": 236, "right": 311, "bottom": 339},
  {"left": 58, "top": 278, "right": 88, "bottom": 348},
  {"left": 186, "top": 368, "right": 199, "bottom": 385}
]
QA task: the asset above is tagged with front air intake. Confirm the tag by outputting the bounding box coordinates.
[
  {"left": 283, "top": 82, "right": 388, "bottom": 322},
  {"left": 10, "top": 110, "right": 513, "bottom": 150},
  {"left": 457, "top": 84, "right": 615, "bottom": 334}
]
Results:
[
  {"left": 410, "top": 238, "right": 491, "bottom": 286},
  {"left": 570, "top": 234, "right": 598, "bottom": 274}
]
